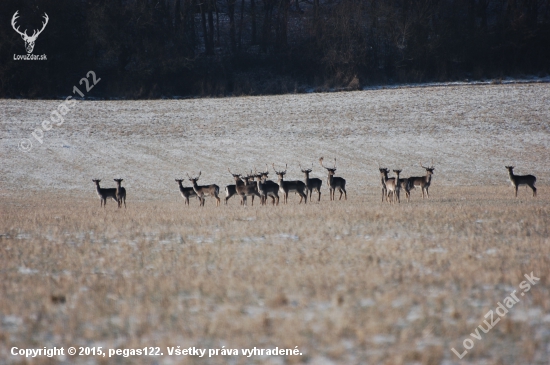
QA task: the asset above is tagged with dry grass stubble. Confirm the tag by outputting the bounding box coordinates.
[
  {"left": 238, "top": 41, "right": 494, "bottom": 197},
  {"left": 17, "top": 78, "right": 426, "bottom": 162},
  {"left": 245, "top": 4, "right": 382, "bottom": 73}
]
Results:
[{"left": 1, "top": 186, "right": 549, "bottom": 364}]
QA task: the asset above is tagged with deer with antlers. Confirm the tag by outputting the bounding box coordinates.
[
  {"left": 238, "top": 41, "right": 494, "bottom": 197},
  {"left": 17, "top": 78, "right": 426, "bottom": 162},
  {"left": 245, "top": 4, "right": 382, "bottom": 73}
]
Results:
[
  {"left": 228, "top": 169, "right": 260, "bottom": 206},
  {"left": 300, "top": 164, "right": 323, "bottom": 202},
  {"left": 255, "top": 166, "right": 279, "bottom": 205},
  {"left": 272, "top": 164, "right": 307, "bottom": 204},
  {"left": 187, "top": 172, "right": 220, "bottom": 207},
  {"left": 11, "top": 11, "right": 49, "bottom": 54},
  {"left": 408, "top": 162, "right": 435, "bottom": 199},
  {"left": 176, "top": 179, "right": 198, "bottom": 205},
  {"left": 319, "top": 158, "right": 347, "bottom": 201},
  {"left": 505, "top": 166, "right": 537, "bottom": 197}
]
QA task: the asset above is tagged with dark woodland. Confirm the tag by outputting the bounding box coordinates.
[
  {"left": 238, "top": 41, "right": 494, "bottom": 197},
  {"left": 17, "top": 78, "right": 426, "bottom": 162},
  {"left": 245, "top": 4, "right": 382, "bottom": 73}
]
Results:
[{"left": 1, "top": 0, "right": 549, "bottom": 98}]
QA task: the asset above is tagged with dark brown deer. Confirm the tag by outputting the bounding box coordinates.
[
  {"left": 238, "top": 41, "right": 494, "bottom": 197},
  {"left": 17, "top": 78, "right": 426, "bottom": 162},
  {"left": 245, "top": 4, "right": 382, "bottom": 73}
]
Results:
[
  {"left": 505, "top": 166, "right": 537, "bottom": 197},
  {"left": 319, "top": 157, "right": 346, "bottom": 201},
  {"left": 300, "top": 164, "right": 322, "bottom": 202},
  {"left": 113, "top": 179, "right": 127, "bottom": 208},
  {"left": 273, "top": 164, "right": 307, "bottom": 204}
]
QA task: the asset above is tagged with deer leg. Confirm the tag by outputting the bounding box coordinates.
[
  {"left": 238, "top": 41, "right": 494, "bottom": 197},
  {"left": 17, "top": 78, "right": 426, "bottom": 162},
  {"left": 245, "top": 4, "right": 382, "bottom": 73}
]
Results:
[
  {"left": 318, "top": 190, "right": 321, "bottom": 201},
  {"left": 532, "top": 185, "right": 537, "bottom": 197}
]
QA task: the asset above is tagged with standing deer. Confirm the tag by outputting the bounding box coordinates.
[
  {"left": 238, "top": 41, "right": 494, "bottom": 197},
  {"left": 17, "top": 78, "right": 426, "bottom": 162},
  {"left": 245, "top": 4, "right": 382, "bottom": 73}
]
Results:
[
  {"left": 225, "top": 169, "right": 240, "bottom": 205},
  {"left": 258, "top": 165, "right": 280, "bottom": 205},
  {"left": 113, "top": 179, "right": 127, "bottom": 208},
  {"left": 272, "top": 164, "right": 307, "bottom": 204},
  {"left": 254, "top": 173, "right": 274, "bottom": 206},
  {"left": 92, "top": 179, "right": 118, "bottom": 208},
  {"left": 242, "top": 172, "right": 259, "bottom": 206},
  {"left": 187, "top": 172, "right": 220, "bottom": 207},
  {"left": 319, "top": 157, "right": 347, "bottom": 200},
  {"left": 228, "top": 169, "right": 260, "bottom": 206},
  {"left": 505, "top": 166, "right": 537, "bottom": 197},
  {"left": 378, "top": 164, "right": 390, "bottom": 203},
  {"left": 385, "top": 170, "right": 402, "bottom": 203},
  {"left": 176, "top": 179, "right": 198, "bottom": 205},
  {"left": 408, "top": 162, "right": 435, "bottom": 199},
  {"left": 300, "top": 164, "right": 322, "bottom": 202}
]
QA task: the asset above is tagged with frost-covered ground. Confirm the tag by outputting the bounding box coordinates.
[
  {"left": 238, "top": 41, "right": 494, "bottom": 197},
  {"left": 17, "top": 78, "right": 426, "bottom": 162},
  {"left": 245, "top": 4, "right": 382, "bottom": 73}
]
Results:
[
  {"left": 1, "top": 84, "right": 550, "bottom": 365},
  {"left": 2, "top": 83, "right": 549, "bottom": 199}
]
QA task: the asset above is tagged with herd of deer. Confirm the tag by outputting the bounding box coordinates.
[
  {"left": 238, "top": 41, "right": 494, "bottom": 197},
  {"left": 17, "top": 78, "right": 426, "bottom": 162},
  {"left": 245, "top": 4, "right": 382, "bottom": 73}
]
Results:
[{"left": 92, "top": 161, "right": 537, "bottom": 208}]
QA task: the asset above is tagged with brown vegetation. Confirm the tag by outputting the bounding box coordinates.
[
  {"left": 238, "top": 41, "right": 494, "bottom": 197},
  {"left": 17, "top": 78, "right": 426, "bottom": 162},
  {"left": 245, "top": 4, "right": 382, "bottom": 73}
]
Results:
[{"left": 1, "top": 186, "right": 549, "bottom": 364}]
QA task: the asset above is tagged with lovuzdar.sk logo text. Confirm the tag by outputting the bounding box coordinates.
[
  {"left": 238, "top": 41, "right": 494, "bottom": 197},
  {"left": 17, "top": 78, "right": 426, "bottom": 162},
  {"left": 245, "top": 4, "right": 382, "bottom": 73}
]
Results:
[{"left": 12, "top": 10, "right": 48, "bottom": 61}]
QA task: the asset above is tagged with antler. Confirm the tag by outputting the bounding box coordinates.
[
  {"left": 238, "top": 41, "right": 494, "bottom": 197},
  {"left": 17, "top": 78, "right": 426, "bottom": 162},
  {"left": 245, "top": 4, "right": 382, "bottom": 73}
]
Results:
[
  {"left": 11, "top": 11, "right": 26, "bottom": 37},
  {"left": 197, "top": 171, "right": 201, "bottom": 180},
  {"left": 186, "top": 172, "right": 192, "bottom": 179},
  {"left": 319, "top": 157, "right": 326, "bottom": 169},
  {"left": 31, "top": 13, "right": 49, "bottom": 40},
  {"left": 334, "top": 158, "right": 337, "bottom": 170}
]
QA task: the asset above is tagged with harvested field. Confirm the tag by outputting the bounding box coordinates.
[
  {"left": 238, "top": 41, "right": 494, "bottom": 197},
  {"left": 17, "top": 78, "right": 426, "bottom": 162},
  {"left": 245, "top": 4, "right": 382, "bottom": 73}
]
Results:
[{"left": 1, "top": 83, "right": 549, "bottom": 364}]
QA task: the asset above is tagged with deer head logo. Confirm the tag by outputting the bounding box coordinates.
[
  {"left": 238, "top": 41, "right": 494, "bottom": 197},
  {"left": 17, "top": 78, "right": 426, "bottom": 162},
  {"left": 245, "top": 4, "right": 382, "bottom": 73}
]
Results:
[{"left": 11, "top": 11, "right": 49, "bottom": 54}]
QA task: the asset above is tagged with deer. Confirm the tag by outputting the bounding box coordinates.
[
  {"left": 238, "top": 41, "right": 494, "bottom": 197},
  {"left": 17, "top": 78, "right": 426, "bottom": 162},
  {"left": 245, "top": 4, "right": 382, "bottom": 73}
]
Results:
[
  {"left": 187, "top": 172, "right": 221, "bottom": 207},
  {"left": 254, "top": 173, "right": 279, "bottom": 205},
  {"left": 319, "top": 157, "right": 347, "bottom": 200},
  {"left": 11, "top": 11, "right": 49, "bottom": 54},
  {"left": 408, "top": 162, "right": 435, "bottom": 199},
  {"left": 505, "top": 166, "right": 537, "bottom": 197},
  {"left": 378, "top": 164, "right": 390, "bottom": 203},
  {"left": 175, "top": 179, "right": 198, "bottom": 205},
  {"left": 113, "top": 179, "right": 127, "bottom": 208},
  {"left": 385, "top": 170, "right": 402, "bottom": 203},
  {"left": 228, "top": 169, "right": 260, "bottom": 206},
  {"left": 242, "top": 172, "right": 259, "bottom": 206},
  {"left": 92, "top": 179, "right": 118, "bottom": 208},
  {"left": 257, "top": 165, "right": 280, "bottom": 205},
  {"left": 300, "top": 164, "right": 322, "bottom": 202},
  {"left": 272, "top": 164, "right": 307, "bottom": 204}
]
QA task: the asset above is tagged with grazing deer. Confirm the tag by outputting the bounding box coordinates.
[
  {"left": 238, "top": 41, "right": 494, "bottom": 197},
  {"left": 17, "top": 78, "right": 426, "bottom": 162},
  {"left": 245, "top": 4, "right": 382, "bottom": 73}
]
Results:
[
  {"left": 408, "top": 162, "right": 435, "bottom": 199},
  {"left": 228, "top": 169, "right": 260, "bottom": 206},
  {"left": 175, "top": 179, "right": 198, "bottom": 205},
  {"left": 113, "top": 179, "right": 127, "bottom": 208},
  {"left": 319, "top": 157, "right": 347, "bottom": 200},
  {"left": 187, "top": 172, "right": 221, "bottom": 207},
  {"left": 300, "top": 164, "right": 322, "bottom": 202},
  {"left": 505, "top": 166, "right": 537, "bottom": 197},
  {"left": 273, "top": 164, "right": 307, "bottom": 204},
  {"left": 92, "top": 179, "right": 118, "bottom": 208}
]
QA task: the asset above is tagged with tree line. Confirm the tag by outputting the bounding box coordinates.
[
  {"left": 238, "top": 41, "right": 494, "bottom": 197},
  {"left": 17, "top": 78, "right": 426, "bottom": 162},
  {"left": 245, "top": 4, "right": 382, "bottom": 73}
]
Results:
[{"left": 1, "top": 0, "right": 549, "bottom": 98}]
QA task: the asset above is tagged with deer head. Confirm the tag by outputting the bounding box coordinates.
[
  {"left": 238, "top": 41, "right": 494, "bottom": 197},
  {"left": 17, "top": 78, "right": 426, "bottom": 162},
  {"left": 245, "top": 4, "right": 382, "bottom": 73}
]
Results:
[
  {"left": 319, "top": 157, "right": 337, "bottom": 175},
  {"left": 12, "top": 11, "right": 49, "bottom": 54}
]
